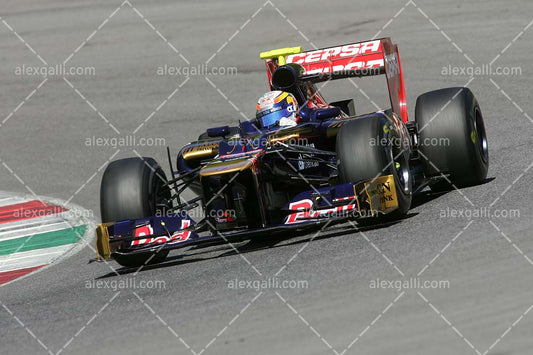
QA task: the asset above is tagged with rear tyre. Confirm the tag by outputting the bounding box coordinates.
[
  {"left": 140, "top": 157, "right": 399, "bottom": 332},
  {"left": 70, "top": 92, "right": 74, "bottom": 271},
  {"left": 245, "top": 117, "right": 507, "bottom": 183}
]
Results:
[
  {"left": 100, "top": 157, "right": 170, "bottom": 267},
  {"left": 415, "top": 87, "right": 488, "bottom": 191},
  {"left": 336, "top": 115, "right": 412, "bottom": 223}
]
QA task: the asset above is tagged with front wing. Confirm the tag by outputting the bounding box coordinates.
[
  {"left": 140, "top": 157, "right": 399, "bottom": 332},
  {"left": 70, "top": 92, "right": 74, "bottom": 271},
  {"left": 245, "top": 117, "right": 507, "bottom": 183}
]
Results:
[{"left": 95, "top": 175, "right": 399, "bottom": 261}]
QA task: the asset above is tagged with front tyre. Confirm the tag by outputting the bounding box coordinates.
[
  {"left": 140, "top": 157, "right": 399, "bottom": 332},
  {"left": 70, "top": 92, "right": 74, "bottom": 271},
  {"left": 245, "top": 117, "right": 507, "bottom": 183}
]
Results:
[
  {"left": 415, "top": 87, "right": 488, "bottom": 191},
  {"left": 100, "top": 157, "right": 170, "bottom": 267},
  {"left": 336, "top": 115, "right": 412, "bottom": 222}
]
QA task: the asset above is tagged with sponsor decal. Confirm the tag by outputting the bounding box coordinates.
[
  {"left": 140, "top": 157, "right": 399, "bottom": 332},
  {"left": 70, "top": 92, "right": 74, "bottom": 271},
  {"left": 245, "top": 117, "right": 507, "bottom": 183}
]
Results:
[
  {"left": 284, "top": 199, "right": 356, "bottom": 224},
  {"left": 376, "top": 181, "right": 395, "bottom": 203},
  {"left": 215, "top": 211, "right": 235, "bottom": 224},
  {"left": 296, "top": 59, "right": 383, "bottom": 75},
  {"left": 354, "top": 175, "right": 399, "bottom": 213},
  {"left": 286, "top": 41, "right": 384, "bottom": 75},
  {"left": 131, "top": 220, "right": 191, "bottom": 247},
  {"left": 286, "top": 41, "right": 382, "bottom": 64},
  {"left": 162, "top": 220, "right": 192, "bottom": 245},
  {"left": 297, "top": 153, "right": 319, "bottom": 170},
  {"left": 131, "top": 224, "right": 154, "bottom": 247},
  {"left": 182, "top": 142, "right": 219, "bottom": 159}
]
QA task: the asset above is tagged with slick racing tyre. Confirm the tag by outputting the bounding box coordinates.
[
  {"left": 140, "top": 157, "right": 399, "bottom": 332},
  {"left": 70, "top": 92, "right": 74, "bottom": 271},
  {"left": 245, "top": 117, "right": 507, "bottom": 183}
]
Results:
[
  {"left": 100, "top": 157, "right": 170, "bottom": 267},
  {"left": 415, "top": 87, "right": 488, "bottom": 191},
  {"left": 336, "top": 114, "right": 412, "bottom": 223}
]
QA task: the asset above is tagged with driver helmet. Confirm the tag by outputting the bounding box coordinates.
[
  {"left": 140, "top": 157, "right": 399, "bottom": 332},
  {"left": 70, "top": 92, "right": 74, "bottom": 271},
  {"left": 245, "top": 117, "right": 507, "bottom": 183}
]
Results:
[{"left": 256, "top": 91, "right": 298, "bottom": 128}]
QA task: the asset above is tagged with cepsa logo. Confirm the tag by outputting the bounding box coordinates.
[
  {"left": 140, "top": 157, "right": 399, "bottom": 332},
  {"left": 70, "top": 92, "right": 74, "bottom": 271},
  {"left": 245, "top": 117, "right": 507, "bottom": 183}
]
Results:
[
  {"left": 287, "top": 40, "right": 382, "bottom": 64},
  {"left": 131, "top": 220, "right": 191, "bottom": 247}
]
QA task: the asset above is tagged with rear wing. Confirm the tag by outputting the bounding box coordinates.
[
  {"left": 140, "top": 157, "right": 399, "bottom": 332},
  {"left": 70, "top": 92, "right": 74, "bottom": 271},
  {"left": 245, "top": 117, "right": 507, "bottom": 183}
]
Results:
[{"left": 260, "top": 37, "right": 408, "bottom": 122}]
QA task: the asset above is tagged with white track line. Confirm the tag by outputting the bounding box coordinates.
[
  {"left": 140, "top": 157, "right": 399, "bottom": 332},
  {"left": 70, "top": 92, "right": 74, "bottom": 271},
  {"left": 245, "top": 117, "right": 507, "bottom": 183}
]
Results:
[
  {"left": 0, "top": 221, "right": 75, "bottom": 243},
  {"left": 0, "top": 215, "right": 68, "bottom": 232},
  {"left": 0, "top": 197, "right": 29, "bottom": 207},
  {"left": 0, "top": 245, "right": 74, "bottom": 273}
]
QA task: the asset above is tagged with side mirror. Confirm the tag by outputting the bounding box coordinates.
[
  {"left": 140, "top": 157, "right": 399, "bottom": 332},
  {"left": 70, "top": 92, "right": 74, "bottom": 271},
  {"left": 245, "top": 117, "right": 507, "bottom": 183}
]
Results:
[
  {"left": 330, "top": 99, "right": 355, "bottom": 116},
  {"left": 315, "top": 107, "right": 342, "bottom": 120},
  {"left": 207, "top": 125, "right": 230, "bottom": 137}
]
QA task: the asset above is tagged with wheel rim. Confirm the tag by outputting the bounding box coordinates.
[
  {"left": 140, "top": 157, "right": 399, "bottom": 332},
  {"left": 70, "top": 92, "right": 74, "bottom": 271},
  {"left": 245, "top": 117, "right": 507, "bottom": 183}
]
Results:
[
  {"left": 152, "top": 169, "right": 170, "bottom": 216},
  {"left": 474, "top": 108, "right": 488, "bottom": 163},
  {"left": 391, "top": 143, "right": 411, "bottom": 194}
]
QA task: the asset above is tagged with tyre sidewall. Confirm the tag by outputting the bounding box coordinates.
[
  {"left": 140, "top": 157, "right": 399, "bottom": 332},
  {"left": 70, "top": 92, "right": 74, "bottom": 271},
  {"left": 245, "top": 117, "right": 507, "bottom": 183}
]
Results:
[
  {"left": 336, "top": 115, "right": 412, "bottom": 217},
  {"left": 100, "top": 157, "right": 169, "bottom": 267},
  {"left": 416, "top": 87, "right": 488, "bottom": 187}
]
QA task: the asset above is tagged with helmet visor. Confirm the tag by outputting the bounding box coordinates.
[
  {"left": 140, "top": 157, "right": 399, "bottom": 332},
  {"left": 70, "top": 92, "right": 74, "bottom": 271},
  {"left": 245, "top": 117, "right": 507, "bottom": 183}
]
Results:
[{"left": 258, "top": 108, "right": 291, "bottom": 128}]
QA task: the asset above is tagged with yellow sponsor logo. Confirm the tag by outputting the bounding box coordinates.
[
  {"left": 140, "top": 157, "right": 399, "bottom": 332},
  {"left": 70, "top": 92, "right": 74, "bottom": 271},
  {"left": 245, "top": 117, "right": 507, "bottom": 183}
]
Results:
[
  {"left": 182, "top": 142, "right": 219, "bottom": 160},
  {"left": 354, "top": 175, "right": 398, "bottom": 215}
]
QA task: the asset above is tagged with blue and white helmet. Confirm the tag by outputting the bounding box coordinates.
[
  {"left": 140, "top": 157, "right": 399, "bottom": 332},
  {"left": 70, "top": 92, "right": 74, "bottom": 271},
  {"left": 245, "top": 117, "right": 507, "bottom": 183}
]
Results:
[{"left": 256, "top": 91, "right": 298, "bottom": 128}]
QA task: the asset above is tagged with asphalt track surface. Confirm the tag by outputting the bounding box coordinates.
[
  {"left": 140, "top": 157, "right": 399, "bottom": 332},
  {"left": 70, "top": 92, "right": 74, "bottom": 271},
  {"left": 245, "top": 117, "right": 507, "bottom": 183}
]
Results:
[{"left": 1, "top": 0, "right": 532, "bottom": 354}]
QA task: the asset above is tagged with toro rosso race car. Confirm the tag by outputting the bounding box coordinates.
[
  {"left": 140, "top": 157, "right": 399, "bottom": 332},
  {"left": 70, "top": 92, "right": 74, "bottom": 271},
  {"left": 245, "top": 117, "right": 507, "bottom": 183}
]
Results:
[{"left": 96, "top": 37, "right": 489, "bottom": 267}]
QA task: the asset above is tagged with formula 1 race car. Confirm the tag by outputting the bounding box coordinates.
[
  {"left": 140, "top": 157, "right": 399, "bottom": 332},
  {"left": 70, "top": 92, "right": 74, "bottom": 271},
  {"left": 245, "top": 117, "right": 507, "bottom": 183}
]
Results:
[{"left": 96, "top": 37, "right": 489, "bottom": 267}]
